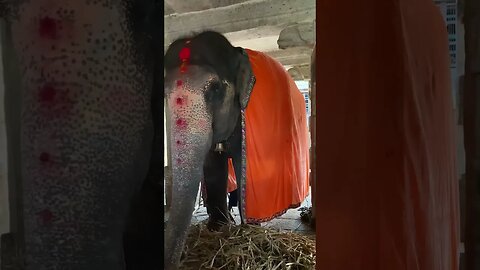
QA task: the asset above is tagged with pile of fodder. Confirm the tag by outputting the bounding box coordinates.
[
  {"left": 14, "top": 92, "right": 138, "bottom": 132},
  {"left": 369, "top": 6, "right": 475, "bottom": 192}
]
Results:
[{"left": 180, "top": 222, "right": 315, "bottom": 270}]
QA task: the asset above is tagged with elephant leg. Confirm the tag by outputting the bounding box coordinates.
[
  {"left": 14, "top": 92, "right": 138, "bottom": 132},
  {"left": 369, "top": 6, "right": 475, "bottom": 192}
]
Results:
[
  {"left": 204, "top": 150, "right": 229, "bottom": 231},
  {"left": 229, "top": 116, "right": 244, "bottom": 224},
  {"left": 230, "top": 155, "right": 244, "bottom": 223}
]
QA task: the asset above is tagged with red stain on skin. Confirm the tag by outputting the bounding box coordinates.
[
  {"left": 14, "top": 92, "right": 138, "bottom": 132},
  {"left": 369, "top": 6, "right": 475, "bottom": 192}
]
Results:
[
  {"left": 37, "top": 209, "right": 54, "bottom": 225},
  {"left": 180, "top": 64, "right": 187, "bottom": 73},
  {"left": 176, "top": 80, "right": 183, "bottom": 87},
  {"left": 39, "top": 152, "right": 50, "bottom": 162},
  {"left": 176, "top": 118, "right": 187, "bottom": 128},
  {"left": 39, "top": 16, "right": 58, "bottom": 39},
  {"left": 39, "top": 85, "right": 56, "bottom": 102},
  {"left": 176, "top": 97, "right": 184, "bottom": 105}
]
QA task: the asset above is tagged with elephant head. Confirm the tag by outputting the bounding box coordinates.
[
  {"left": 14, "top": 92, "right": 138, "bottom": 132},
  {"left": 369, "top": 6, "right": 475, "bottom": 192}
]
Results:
[{"left": 164, "top": 31, "right": 253, "bottom": 269}]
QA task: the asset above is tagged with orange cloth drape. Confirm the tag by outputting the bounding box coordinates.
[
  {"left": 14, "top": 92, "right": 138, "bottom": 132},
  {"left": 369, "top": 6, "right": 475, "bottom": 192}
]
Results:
[
  {"left": 315, "top": 1, "right": 460, "bottom": 270},
  {"left": 234, "top": 49, "right": 310, "bottom": 221},
  {"left": 227, "top": 158, "right": 237, "bottom": 193}
]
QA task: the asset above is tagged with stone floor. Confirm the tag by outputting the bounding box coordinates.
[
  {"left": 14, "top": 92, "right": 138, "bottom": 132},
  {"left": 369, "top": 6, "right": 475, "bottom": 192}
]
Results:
[{"left": 190, "top": 190, "right": 315, "bottom": 237}]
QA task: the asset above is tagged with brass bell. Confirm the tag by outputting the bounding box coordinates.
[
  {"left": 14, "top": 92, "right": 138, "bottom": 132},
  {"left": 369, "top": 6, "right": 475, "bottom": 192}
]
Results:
[{"left": 214, "top": 142, "right": 225, "bottom": 153}]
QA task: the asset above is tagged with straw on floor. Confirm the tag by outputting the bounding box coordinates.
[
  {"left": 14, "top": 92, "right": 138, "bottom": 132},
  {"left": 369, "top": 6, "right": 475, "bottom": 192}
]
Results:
[{"left": 180, "top": 222, "right": 316, "bottom": 270}]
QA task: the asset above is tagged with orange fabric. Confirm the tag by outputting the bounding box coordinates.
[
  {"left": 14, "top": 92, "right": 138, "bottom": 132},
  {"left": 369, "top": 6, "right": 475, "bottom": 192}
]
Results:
[
  {"left": 227, "top": 158, "right": 237, "bottom": 193},
  {"left": 238, "top": 49, "right": 310, "bottom": 221},
  {"left": 315, "top": 1, "right": 460, "bottom": 270}
]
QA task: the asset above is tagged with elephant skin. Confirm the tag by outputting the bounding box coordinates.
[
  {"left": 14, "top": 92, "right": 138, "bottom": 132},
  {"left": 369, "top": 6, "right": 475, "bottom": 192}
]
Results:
[{"left": 1, "top": 1, "right": 163, "bottom": 269}]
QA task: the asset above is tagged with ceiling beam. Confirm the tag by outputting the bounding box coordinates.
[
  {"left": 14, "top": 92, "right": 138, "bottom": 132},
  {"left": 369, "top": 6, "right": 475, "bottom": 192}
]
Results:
[
  {"left": 266, "top": 46, "right": 312, "bottom": 57},
  {"left": 269, "top": 52, "right": 312, "bottom": 66},
  {"left": 165, "top": 0, "right": 251, "bottom": 14},
  {"left": 266, "top": 47, "right": 313, "bottom": 67},
  {"left": 164, "top": 0, "right": 213, "bottom": 14},
  {"left": 164, "top": 0, "right": 315, "bottom": 47},
  {"left": 277, "top": 21, "right": 315, "bottom": 49},
  {"left": 288, "top": 65, "right": 311, "bottom": 80},
  {"left": 164, "top": 1, "right": 175, "bottom": 15}
]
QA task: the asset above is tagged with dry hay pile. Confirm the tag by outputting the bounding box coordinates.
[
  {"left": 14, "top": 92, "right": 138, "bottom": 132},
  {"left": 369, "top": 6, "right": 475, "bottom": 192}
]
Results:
[{"left": 180, "top": 223, "right": 315, "bottom": 270}]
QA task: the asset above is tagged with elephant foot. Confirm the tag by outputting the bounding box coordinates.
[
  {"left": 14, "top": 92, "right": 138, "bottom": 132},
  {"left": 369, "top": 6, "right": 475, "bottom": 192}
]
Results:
[
  {"left": 247, "top": 221, "right": 261, "bottom": 226},
  {"left": 206, "top": 206, "right": 232, "bottom": 231},
  {"left": 207, "top": 219, "right": 229, "bottom": 231}
]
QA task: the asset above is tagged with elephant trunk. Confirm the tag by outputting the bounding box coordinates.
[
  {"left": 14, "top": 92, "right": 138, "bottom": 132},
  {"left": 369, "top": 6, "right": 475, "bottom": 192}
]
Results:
[
  {"left": 164, "top": 90, "right": 212, "bottom": 269},
  {"left": 7, "top": 1, "right": 155, "bottom": 269},
  {"left": 164, "top": 154, "right": 205, "bottom": 269}
]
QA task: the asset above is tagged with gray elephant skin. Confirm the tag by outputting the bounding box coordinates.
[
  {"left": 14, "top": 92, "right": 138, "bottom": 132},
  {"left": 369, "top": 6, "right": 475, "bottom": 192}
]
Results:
[{"left": 1, "top": 1, "right": 164, "bottom": 269}]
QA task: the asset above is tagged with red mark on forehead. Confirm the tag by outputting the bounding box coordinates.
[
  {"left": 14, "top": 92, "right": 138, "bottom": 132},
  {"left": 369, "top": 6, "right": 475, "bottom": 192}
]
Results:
[
  {"left": 39, "top": 85, "right": 57, "bottom": 102},
  {"left": 179, "top": 41, "right": 191, "bottom": 73},
  {"left": 39, "top": 16, "right": 58, "bottom": 39},
  {"left": 179, "top": 47, "right": 191, "bottom": 62}
]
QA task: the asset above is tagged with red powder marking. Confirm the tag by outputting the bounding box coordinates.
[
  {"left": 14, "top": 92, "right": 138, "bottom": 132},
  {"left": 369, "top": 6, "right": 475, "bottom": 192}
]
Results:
[
  {"left": 37, "top": 209, "right": 54, "bottom": 225},
  {"left": 180, "top": 65, "right": 187, "bottom": 73},
  {"left": 39, "top": 16, "right": 58, "bottom": 39},
  {"left": 176, "top": 118, "right": 187, "bottom": 128},
  {"left": 176, "top": 97, "right": 184, "bottom": 105},
  {"left": 39, "top": 152, "right": 50, "bottom": 162},
  {"left": 176, "top": 80, "right": 183, "bottom": 87},
  {"left": 39, "top": 85, "right": 56, "bottom": 102},
  {"left": 179, "top": 47, "right": 191, "bottom": 61}
]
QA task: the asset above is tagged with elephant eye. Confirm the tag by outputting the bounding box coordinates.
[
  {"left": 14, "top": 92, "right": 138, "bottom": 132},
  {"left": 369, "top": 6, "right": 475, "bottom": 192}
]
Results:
[
  {"left": 210, "top": 81, "right": 221, "bottom": 93},
  {"left": 205, "top": 81, "right": 224, "bottom": 103}
]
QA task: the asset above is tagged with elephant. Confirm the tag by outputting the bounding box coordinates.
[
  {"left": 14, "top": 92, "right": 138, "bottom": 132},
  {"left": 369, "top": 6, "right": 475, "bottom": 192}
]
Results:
[
  {"left": 1, "top": 1, "right": 164, "bottom": 269},
  {"left": 164, "top": 31, "right": 310, "bottom": 269}
]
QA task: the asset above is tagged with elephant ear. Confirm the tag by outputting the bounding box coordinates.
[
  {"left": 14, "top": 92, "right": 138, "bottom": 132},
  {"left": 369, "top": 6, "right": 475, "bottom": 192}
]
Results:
[{"left": 234, "top": 48, "right": 256, "bottom": 109}]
